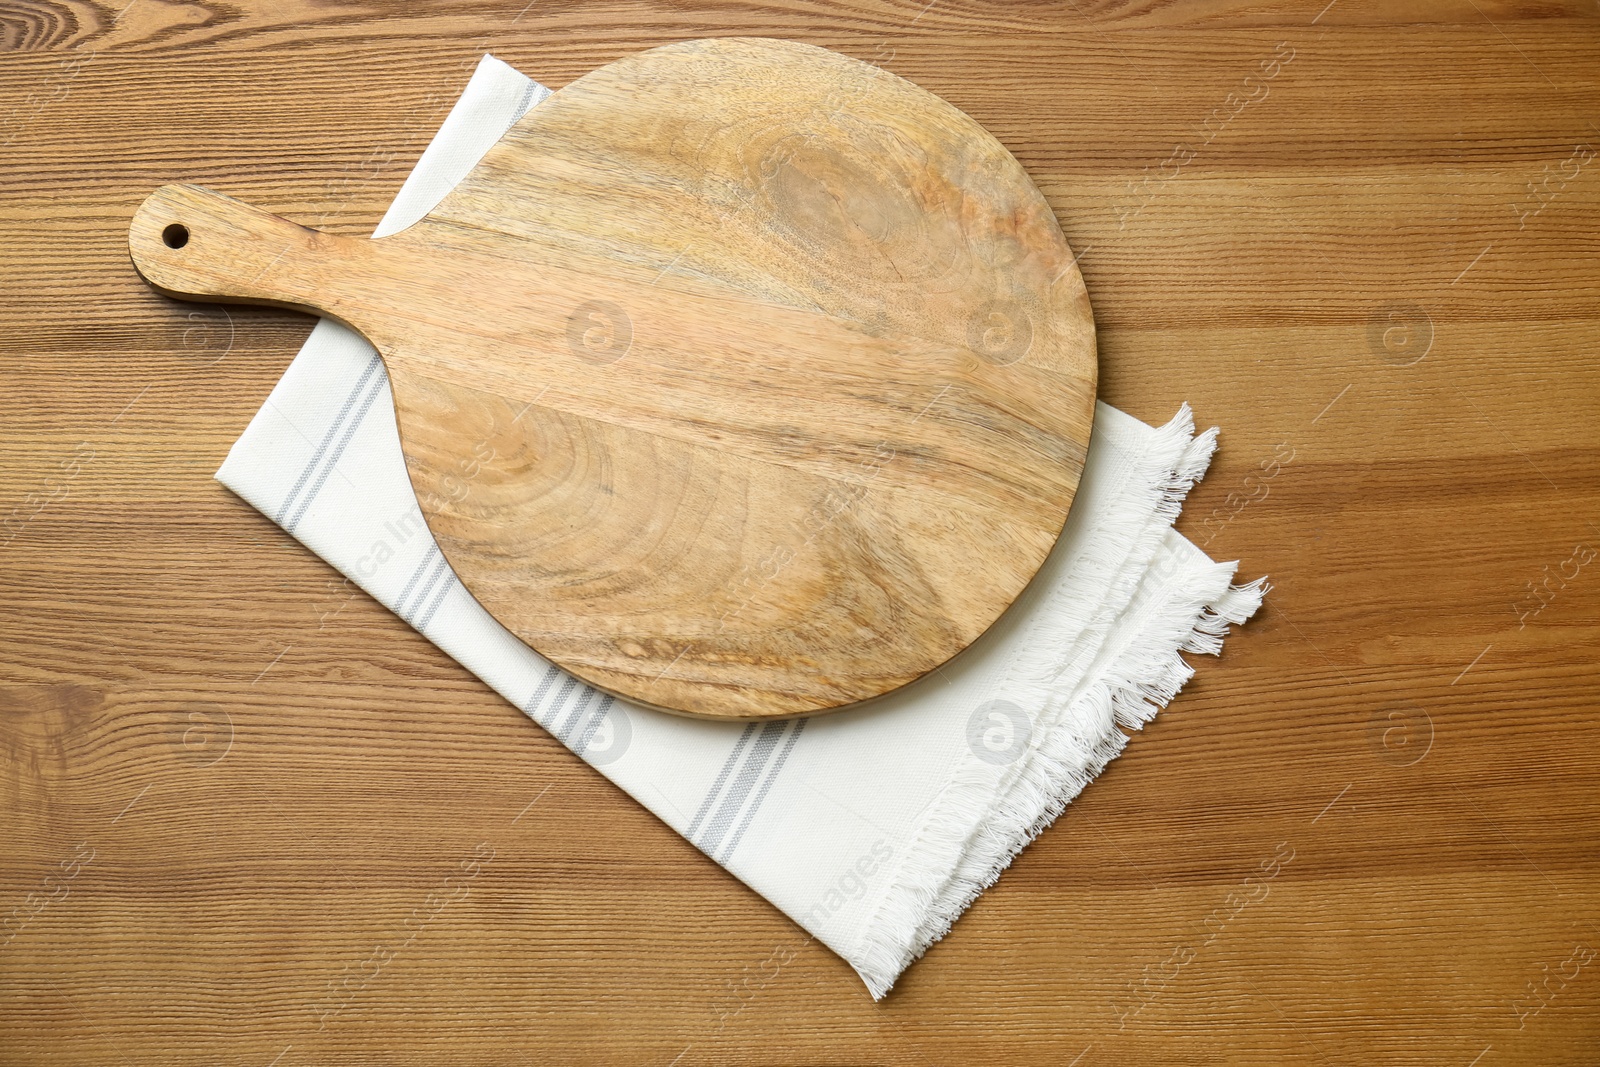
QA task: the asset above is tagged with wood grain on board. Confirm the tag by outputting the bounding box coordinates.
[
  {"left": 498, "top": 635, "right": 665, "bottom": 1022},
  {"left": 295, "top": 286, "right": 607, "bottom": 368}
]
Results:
[
  {"left": 124, "top": 37, "right": 1097, "bottom": 719},
  {"left": 3, "top": 1, "right": 1599, "bottom": 1064}
]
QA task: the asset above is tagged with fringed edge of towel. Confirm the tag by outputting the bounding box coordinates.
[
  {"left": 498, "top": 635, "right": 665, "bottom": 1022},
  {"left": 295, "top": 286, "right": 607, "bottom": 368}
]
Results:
[
  {"left": 1000, "top": 406, "right": 1221, "bottom": 723},
  {"left": 855, "top": 572, "right": 1266, "bottom": 999},
  {"left": 851, "top": 406, "right": 1267, "bottom": 1000}
]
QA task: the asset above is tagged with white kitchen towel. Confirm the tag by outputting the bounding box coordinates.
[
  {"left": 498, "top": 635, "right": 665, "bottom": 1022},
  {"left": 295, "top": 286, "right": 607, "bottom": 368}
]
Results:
[{"left": 215, "top": 55, "right": 1265, "bottom": 999}]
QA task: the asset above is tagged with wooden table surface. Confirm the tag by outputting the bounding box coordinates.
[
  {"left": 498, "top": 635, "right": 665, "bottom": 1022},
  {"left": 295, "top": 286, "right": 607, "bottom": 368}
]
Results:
[{"left": 4, "top": 2, "right": 1598, "bottom": 1063}]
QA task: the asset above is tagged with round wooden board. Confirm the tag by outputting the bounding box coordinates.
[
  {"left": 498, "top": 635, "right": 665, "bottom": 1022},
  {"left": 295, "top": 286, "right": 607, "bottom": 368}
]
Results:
[{"left": 128, "top": 37, "right": 1098, "bottom": 720}]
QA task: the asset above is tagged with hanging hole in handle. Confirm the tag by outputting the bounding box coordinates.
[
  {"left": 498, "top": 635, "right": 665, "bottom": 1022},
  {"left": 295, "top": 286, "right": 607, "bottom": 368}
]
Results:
[{"left": 162, "top": 223, "right": 189, "bottom": 249}]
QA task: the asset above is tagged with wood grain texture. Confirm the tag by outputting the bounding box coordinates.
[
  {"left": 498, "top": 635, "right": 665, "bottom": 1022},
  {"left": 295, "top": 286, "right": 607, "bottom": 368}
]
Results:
[
  {"left": 124, "top": 37, "right": 1098, "bottom": 719},
  {"left": 4, "top": 0, "right": 1600, "bottom": 1063}
]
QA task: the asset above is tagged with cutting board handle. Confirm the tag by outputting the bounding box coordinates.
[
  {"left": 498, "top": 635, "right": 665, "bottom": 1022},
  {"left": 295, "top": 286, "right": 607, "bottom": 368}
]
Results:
[{"left": 128, "top": 184, "right": 360, "bottom": 319}]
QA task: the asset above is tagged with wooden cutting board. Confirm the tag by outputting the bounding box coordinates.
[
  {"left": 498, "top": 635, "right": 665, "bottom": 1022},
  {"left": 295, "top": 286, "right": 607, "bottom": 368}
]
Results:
[{"left": 127, "top": 36, "right": 1097, "bottom": 720}]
